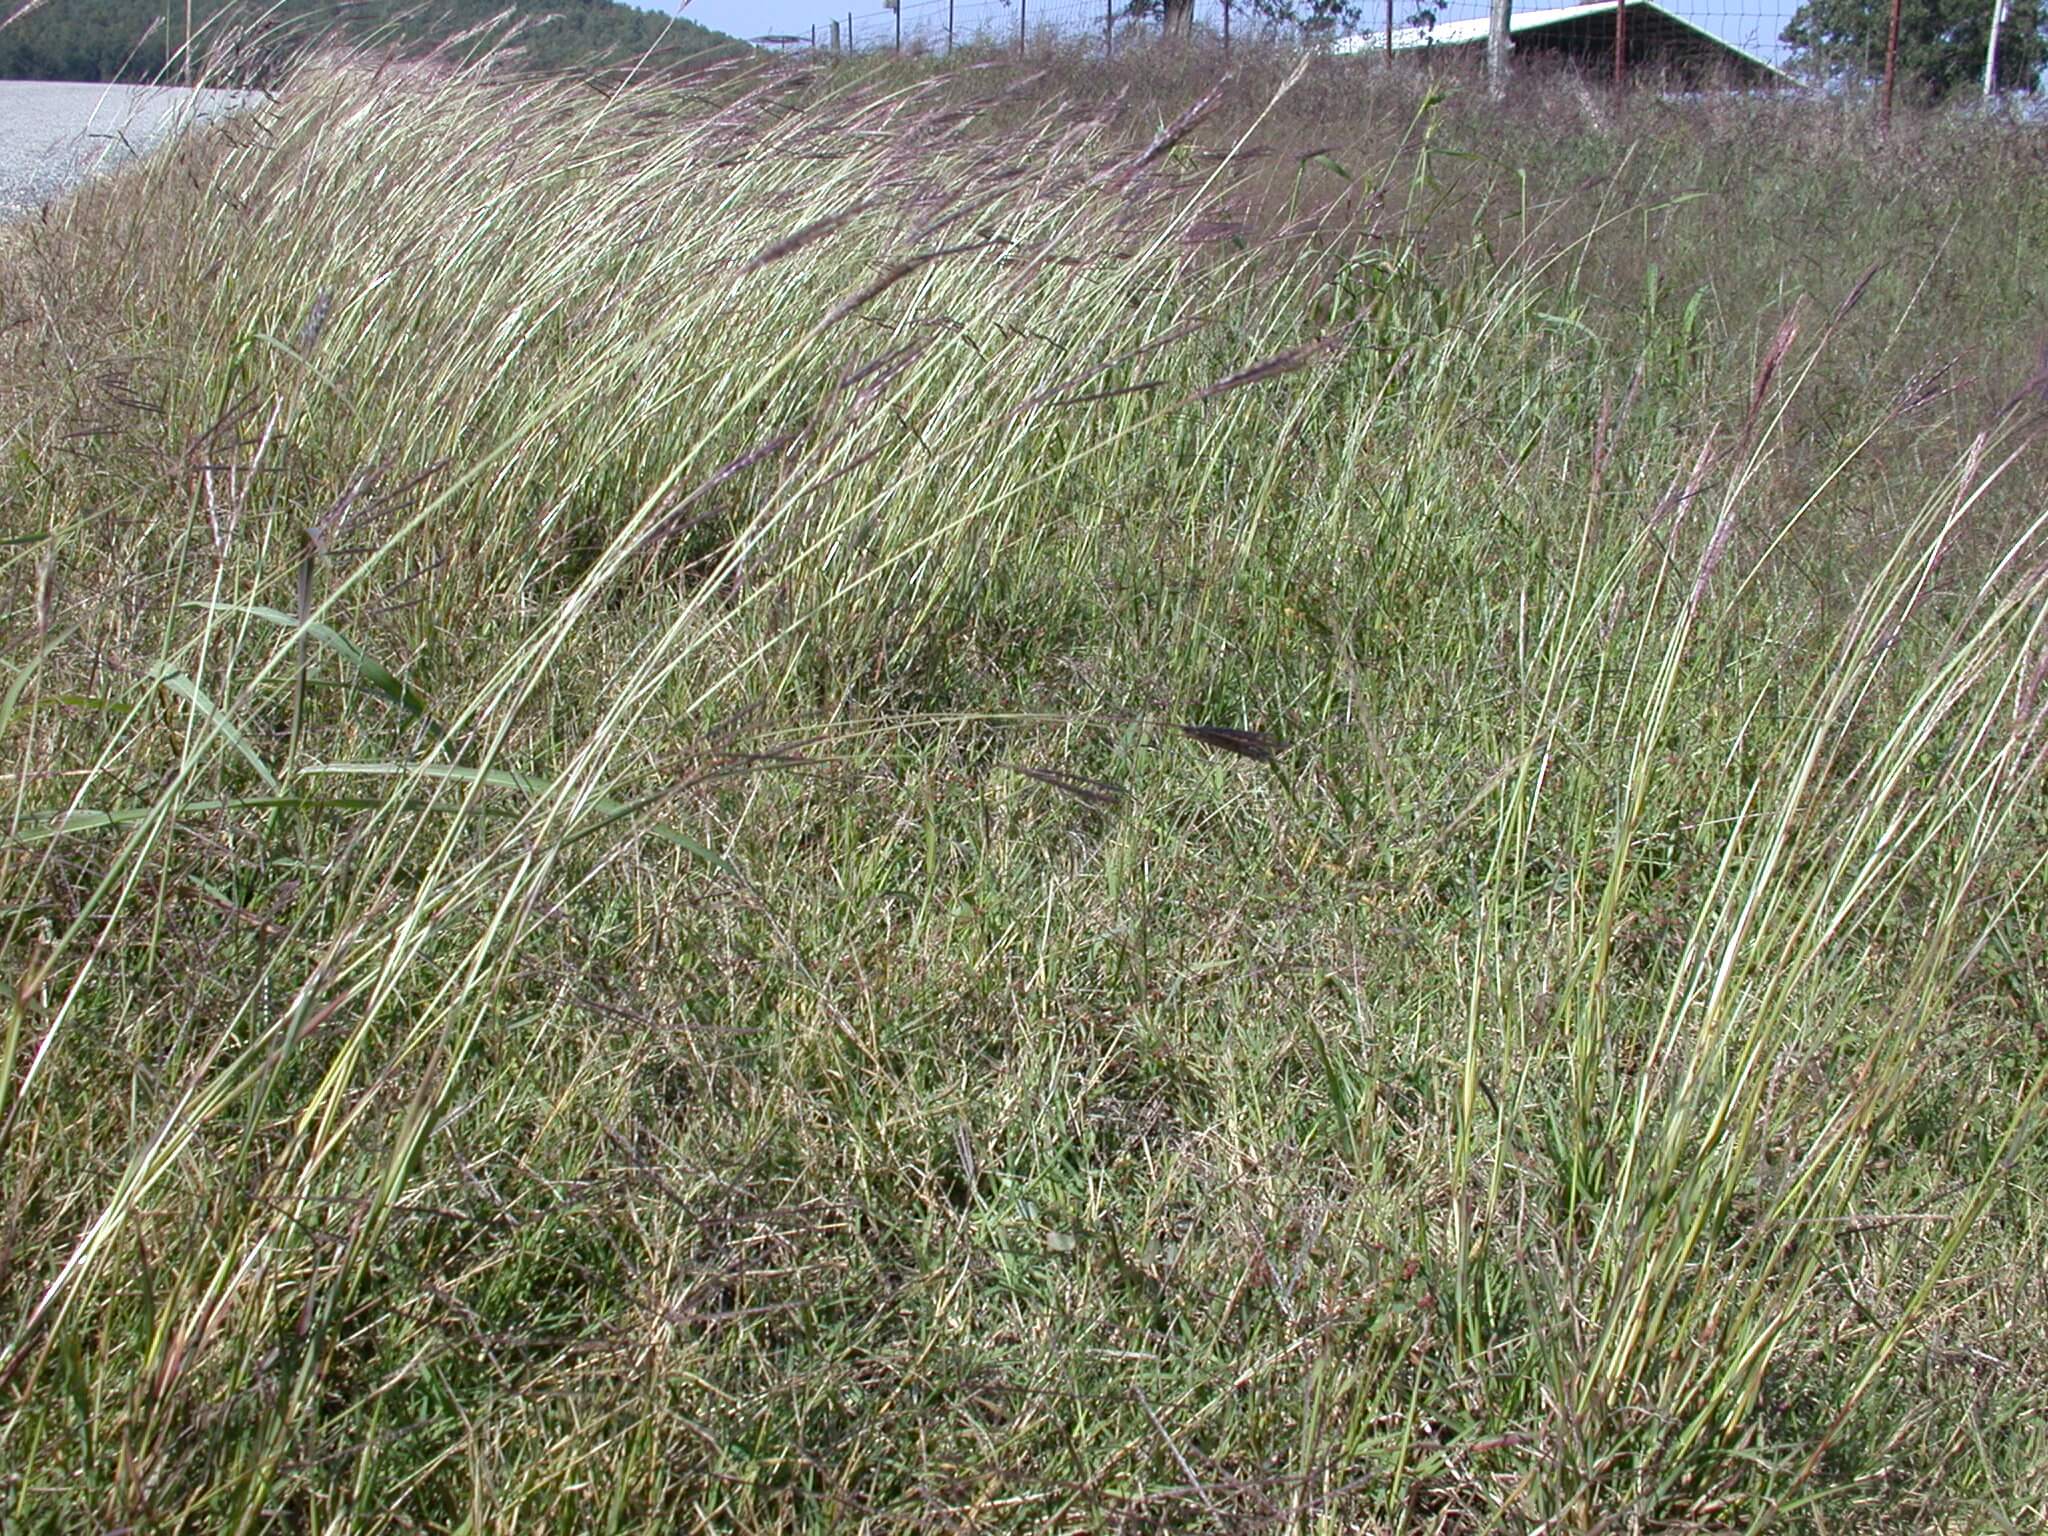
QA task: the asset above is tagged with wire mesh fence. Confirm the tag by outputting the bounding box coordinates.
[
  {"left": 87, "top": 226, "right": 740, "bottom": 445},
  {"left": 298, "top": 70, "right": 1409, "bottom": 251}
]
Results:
[
  {"left": 765, "top": 0, "right": 2048, "bottom": 120},
  {"left": 776, "top": 0, "right": 1802, "bottom": 76}
]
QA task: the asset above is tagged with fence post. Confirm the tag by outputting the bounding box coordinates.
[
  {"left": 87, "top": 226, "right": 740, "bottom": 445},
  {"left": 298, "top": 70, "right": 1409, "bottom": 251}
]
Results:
[
  {"left": 1384, "top": 0, "right": 1393, "bottom": 64},
  {"left": 948, "top": 0, "right": 955, "bottom": 52},
  {"left": 1106, "top": 0, "right": 1113, "bottom": 59},
  {"left": 1880, "top": 0, "right": 1902, "bottom": 128},
  {"left": 849, "top": 10, "right": 855, "bottom": 51},
  {"left": 1019, "top": 0, "right": 1027, "bottom": 52},
  {"left": 1224, "top": 0, "right": 1231, "bottom": 52},
  {"left": 894, "top": 0, "right": 901, "bottom": 52},
  {"left": 1613, "top": 0, "right": 1627, "bottom": 88},
  {"left": 1487, "top": 0, "right": 1511, "bottom": 97},
  {"left": 1982, "top": 0, "right": 2010, "bottom": 97}
]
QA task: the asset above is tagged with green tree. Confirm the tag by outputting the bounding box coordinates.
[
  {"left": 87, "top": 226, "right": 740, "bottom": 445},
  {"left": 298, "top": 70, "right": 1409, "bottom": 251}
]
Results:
[
  {"left": 0, "top": 0, "right": 735, "bottom": 86},
  {"left": 1126, "top": 0, "right": 1364, "bottom": 42},
  {"left": 1782, "top": 0, "right": 2048, "bottom": 97}
]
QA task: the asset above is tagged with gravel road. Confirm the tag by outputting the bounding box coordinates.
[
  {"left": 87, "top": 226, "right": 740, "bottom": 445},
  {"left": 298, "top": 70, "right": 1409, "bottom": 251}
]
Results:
[{"left": 0, "top": 80, "right": 261, "bottom": 217}]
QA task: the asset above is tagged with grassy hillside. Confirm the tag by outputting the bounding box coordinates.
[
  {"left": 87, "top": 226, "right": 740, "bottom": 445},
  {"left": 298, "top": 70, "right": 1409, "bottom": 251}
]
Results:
[
  {"left": 2, "top": 40, "right": 2046, "bottom": 1531},
  {"left": 0, "top": 0, "right": 735, "bottom": 84}
]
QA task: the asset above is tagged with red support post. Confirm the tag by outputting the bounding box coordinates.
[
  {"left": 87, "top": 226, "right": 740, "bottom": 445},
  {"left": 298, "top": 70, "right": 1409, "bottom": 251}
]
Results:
[{"left": 1880, "top": 0, "right": 1903, "bottom": 129}]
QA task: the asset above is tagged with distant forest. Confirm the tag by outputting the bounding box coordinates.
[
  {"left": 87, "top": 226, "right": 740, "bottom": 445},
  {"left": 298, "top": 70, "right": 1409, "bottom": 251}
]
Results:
[{"left": 0, "top": 1, "right": 739, "bottom": 84}]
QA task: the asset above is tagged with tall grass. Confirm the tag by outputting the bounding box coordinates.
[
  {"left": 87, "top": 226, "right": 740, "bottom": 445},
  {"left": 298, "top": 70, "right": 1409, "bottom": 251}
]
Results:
[{"left": 2, "top": 43, "right": 2045, "bottom": 1530}]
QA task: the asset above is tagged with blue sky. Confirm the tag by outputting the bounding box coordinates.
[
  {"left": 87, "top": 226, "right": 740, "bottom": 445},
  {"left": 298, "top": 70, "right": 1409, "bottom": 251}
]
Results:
[{"left": 638, "top": 0, "right": 1807, "bottom": 65}]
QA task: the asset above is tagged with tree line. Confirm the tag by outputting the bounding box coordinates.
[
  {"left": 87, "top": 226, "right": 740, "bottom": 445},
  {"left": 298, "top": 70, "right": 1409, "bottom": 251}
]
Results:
[
  {"left": 0, "top": 0, "right": 737, "bottom": 85},
  {"left": 1784, "top": 0, "right": 2046, "bottom": 98}
]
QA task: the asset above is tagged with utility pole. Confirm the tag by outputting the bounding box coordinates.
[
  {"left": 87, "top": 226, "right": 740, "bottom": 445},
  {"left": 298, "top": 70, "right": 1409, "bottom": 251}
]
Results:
[{"left": 1487, "top": 0, "right": 1511, "bottom": 97}]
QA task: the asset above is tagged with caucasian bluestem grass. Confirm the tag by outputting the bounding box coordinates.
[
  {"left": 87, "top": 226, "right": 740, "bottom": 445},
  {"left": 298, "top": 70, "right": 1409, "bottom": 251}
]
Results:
[{"left": 2, "top": 40, "right": 2045, "bottom": 1533}]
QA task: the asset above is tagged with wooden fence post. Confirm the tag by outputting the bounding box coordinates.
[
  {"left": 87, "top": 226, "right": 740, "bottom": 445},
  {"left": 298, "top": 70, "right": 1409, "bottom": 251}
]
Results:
[{"left": 1487, "top": 0, "right": 1511, "bottom": 97}]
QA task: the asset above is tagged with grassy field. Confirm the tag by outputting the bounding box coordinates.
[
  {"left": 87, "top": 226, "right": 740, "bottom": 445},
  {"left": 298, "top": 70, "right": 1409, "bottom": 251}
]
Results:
[{"left": 2, "top": 41, "right": 2046, "bottom": 1531}]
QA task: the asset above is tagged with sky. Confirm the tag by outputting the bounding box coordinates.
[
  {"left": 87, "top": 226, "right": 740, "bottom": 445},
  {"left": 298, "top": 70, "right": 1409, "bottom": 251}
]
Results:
[
  {"left": 637, "top": 0, "right": 1807, "bottom": 67},
  {"left": 645, "top": 0, "right": 825, "bottom": 42}
]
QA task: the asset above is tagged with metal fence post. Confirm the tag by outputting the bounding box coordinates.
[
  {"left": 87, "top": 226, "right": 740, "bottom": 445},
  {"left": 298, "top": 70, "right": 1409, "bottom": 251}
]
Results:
[
  {"left": 1982, "top": 0, "right": 2010, "bottom": 97},
  {"left": 1019, "top": 0, "right": 1027, "bottom": 52},
  {"left": 1613, "top": 0, "right": 1627, "bottom": 88},
  {"left": 1224, "top": 0, "right": 1232, "bottom": 53},
  {"left": 1880, "top": 0, "right": 1902, "bottom": 128},
  {"left": 949, "top": 0, "right": 955, "bottom": 53},
  {"left": 1106, "top": 0, "right": 1114, "bottom": 59},
  {"left": 893, "top": 0, "right": 901, "bottom": 52},
  {"left": 1384, "top": 0, "right": 1394, "bottom": 64}
]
